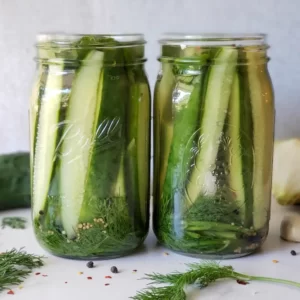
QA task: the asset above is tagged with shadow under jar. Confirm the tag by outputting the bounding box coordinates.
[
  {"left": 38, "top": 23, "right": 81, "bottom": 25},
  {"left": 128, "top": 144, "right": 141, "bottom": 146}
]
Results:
[
  {"left": 153, "top": 33, "right": 275, "bottom": 259},
  {"left": 30, "top": 33, "right": 151, "bottom": 259}
]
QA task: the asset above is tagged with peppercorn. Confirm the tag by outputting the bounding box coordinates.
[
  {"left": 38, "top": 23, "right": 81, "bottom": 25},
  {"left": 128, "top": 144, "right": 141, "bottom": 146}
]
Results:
[
  {"left": 86, "top": 261, "right": 94, "bottom": 268},
  {"left": 110, "top": 266, "right": 118, "bottom": 273},
  {"left": 291, "top": 250, "right": 297, "bottom": 256}
]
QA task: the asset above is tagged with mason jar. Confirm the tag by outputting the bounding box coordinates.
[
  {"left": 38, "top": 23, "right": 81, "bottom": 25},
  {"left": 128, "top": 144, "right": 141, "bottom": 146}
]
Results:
[
  {"left": 30, "top": 33, "right": 151, "bottom": 259},
  {"left": 153, "top": 33, "right": 275, "bottom": 259}
]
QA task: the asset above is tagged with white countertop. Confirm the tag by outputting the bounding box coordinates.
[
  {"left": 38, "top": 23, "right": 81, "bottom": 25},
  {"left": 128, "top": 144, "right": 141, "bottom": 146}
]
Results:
[{"left": 1, "top": 199, "right": 300, "bottom": 300}]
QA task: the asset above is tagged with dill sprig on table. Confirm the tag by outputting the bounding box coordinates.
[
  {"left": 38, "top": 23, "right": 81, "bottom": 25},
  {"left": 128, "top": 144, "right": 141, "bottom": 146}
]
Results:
[
  {"left": 131, "top": 261, "right": 300, "bottom": 300},
  {"left": 2, "top": 217, "right": 27, "bottom": 229},
  {"left": 0, "top": 248, "right": 45, "bottom": 292}
]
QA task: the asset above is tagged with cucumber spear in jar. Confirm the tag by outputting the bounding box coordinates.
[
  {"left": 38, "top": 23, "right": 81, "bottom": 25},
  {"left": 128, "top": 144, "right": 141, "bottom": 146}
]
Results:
[
  {"left": 31, "top": 35, "right": 149, "bottom": 258},
  {"left": 154, "top": 44, "right": 273, "bottom": 256}
]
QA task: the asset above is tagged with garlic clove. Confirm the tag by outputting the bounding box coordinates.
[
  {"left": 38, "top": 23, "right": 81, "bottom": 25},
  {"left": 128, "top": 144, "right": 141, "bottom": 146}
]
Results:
[{"left": 280, "top": 215, "right": 300, "bottom": 242}]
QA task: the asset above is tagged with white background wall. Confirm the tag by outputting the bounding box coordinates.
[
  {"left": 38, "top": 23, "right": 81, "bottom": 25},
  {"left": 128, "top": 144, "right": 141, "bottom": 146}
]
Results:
[{"left": 0, "top": 0, "right": 299, "bottom": 154}]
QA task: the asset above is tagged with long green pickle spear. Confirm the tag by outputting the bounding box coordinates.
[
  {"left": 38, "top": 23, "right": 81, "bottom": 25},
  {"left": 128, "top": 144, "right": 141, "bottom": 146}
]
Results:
[
  {"left": 161, "top": 52, "right": 209, "bottom": 209},
  {"left": 185, "top": 48, "right": 238, "bottom": 205}
]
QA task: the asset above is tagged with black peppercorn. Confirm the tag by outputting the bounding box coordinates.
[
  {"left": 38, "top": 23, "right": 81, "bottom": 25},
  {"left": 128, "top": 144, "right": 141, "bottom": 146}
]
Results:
[
  {"left": 110, "top": 266, "right": 118, "bottom": 273},
  {"left": 87, "top": 261, "right": 94, "bottom": 268},
  {"left": 291, "top": 250, "right": 297, "bottom": 256}
]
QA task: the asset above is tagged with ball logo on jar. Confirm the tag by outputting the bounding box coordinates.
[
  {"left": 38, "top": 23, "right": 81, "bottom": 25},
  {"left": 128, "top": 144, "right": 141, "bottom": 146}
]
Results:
[
  {"left": 182, "top": 123, "right": 254, "bottom": 207},
  {"left": 52, "top": 117, "right": 122, "bottom": 162}
]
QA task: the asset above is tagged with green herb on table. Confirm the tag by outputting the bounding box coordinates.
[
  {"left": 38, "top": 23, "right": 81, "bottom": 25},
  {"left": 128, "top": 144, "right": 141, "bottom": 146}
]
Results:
[
  {"left": 131, "top": 261, "right": 300, "bottom": 300},
  {"left": 2, "top": 217, "right": 27, "bottom": 229},
  {"left": 0, "top": 248, "right": 44, "bottom": 292}
]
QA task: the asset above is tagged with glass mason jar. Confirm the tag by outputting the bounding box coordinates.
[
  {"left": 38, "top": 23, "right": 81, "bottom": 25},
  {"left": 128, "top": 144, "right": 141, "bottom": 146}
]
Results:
[
  {"left": 29, "top": 33, "right": 151, "bottom": 259},
  {"left": 153, "top": 33, "right": 275, "bottom": 259}
]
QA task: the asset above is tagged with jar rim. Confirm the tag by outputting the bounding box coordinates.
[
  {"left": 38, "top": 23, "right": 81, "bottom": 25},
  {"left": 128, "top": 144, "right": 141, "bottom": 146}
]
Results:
[
  {"left": 36, "top": 32, "right": 146, "bottom": 45},
  {"left": 159, "top": 32, "right": 268, "bottom": 46}
]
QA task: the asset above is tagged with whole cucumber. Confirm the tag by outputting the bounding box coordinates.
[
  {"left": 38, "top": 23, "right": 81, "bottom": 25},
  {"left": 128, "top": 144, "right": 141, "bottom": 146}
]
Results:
[{"left": 0, "top": 152, "right": 30, "bottom": 210}]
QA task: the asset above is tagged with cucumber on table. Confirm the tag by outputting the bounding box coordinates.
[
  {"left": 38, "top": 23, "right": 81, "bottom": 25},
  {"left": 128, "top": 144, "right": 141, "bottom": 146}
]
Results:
[
  {"left": 0, "top": 152, "right": 30, "bottom": 210},
  {"left": 185, "top": 48, "right": 238, "bottom": 205}
]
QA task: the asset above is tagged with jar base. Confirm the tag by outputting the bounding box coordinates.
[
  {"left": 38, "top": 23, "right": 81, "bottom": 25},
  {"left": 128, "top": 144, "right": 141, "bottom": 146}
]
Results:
[
  {"left": 157, "top": 240, "right": 262, "bottom": 260},
  {"left": 163, "top": 248, "right": 256, "bottom": 260},
  {"left": 38, "top": 243, "right": 145, "bottom": 261}
]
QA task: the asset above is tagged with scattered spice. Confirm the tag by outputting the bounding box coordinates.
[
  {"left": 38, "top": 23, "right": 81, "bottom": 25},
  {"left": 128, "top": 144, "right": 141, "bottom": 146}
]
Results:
[
  {"left": 87, "top": 276, "right": 93, "bottom": 280},
  {"left": 35, "top": 272, "right": 41, "bottom": 276},
  {"left": 65, "top": 282, "right": 68, "bottom": 284},
  {"left": 234, "top": 247, "right": 242, "bottom": 254},
  {"left": 164, "top": 252, "right": 169, "bottom": 256},
  {"left": 291, "top": 250, "right": 297, "bottom": 256},
  {"left": 110, "top": 266, "right": 118, "bottom": 273},
  {"left": 133, "top": 269, "right": 137, "bottom": 273},
  {"left": 86, "top": 261, "right": 94, "bottom": 268},
  {"left": 236, "top": 279, "right": 249, "bottom": 285},
  {"left": 7, "top": 290, "right": 14, "bottom": 295},
  {"left": 18, "top": 286, "right": 23, "bottom": 290},
  {"left": 78, "top": 272, "right": 83, "bottom": 275},
  {"left": 105, "top": 283, "right": 110, "bottom": 286},
  {"left": 105, "top": 276, "right": 112, "bottom": 279},
  {"left": 272, "top": 260, "right": 279, "bottom": 263},
  {"left": 42, "top": 275, "right": 48, "bottom": 277}
]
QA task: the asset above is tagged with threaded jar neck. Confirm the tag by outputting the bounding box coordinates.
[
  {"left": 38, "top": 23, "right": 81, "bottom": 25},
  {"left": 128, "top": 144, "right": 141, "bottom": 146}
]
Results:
[
  {"left": 35, "top": 33, "right": 147, "bottom": 66},
  {"left": 158, "top": 33, "right": 270, "bottom": 64}
]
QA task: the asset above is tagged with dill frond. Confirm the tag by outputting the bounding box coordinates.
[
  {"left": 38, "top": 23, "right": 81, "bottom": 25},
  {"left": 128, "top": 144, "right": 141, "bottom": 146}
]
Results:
[
  {"left": 2, "top": 217, "right": 27, "bottom": 229},
  {"left": 0, "top": 248, "right": 44, "bottom": 292},
  {"left": 131, "top": 261, "right": 300, "bottom": 300}
]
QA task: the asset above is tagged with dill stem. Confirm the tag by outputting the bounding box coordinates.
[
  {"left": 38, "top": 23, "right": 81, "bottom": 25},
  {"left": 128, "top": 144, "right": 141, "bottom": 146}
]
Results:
[{"left": 232, "top": 272, "right": 300, "bottom": 289}]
